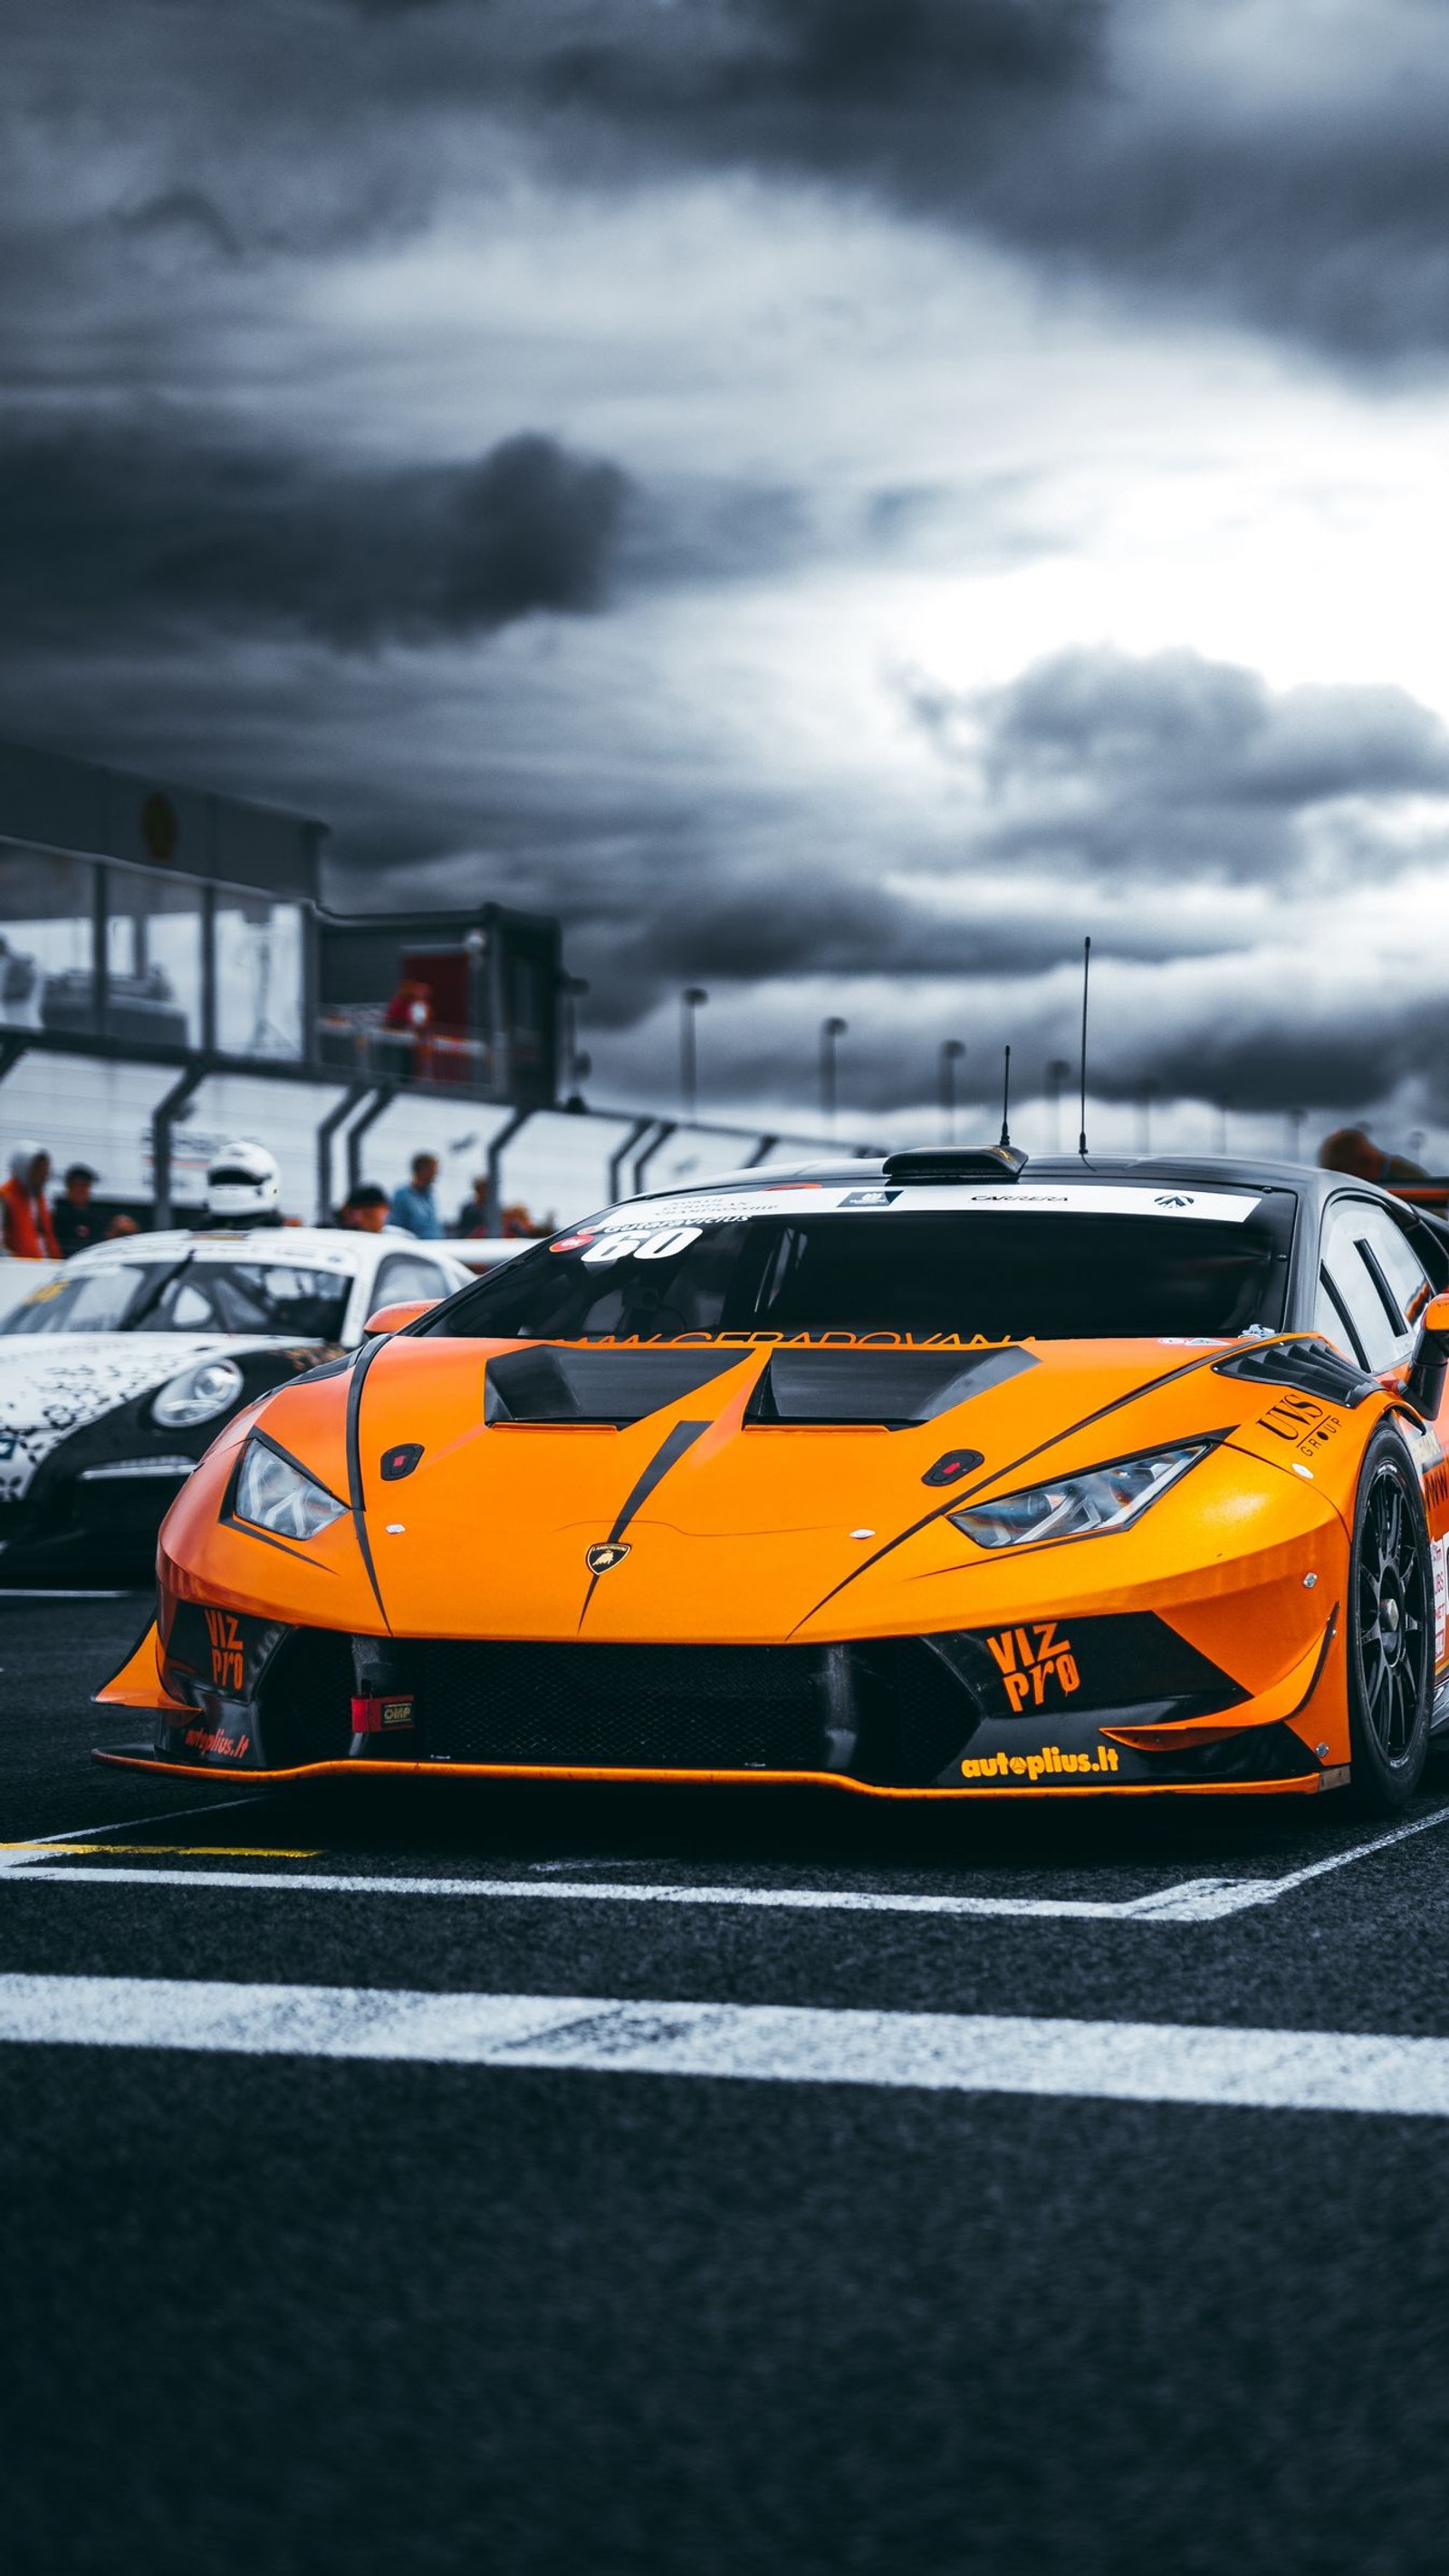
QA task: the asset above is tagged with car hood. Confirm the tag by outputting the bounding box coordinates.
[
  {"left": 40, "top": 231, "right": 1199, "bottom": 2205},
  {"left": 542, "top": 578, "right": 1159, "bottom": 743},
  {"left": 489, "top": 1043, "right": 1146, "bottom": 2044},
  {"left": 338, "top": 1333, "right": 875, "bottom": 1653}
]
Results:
[
  {"left": 187, "top": 1329, "right": 1376, "bottom": 1644},
  {"left": 0, "top": 1333, "right": 311, "bottom": 1503}
]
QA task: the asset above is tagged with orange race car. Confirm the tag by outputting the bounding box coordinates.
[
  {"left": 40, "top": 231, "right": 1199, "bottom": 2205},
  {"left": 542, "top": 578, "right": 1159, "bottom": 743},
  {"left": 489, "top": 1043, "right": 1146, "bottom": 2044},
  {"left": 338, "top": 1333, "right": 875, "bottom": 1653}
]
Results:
[{"left": 95, "top": 1148, "right": 1449, "bottom": 1812}]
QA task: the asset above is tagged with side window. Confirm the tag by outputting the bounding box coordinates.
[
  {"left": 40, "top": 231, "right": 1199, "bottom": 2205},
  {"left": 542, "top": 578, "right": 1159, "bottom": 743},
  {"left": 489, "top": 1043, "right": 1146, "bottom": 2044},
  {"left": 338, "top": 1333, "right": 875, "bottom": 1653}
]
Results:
[
  {"left": 373, "top": 1254, "right": 447, "bottom": 1306},
  {"left": 1317, "top": 1200, "right": 1418, "bottom": 1373},
  {"left": 1356, "top": 1206, "right": 1433, "bottom": 1326}
]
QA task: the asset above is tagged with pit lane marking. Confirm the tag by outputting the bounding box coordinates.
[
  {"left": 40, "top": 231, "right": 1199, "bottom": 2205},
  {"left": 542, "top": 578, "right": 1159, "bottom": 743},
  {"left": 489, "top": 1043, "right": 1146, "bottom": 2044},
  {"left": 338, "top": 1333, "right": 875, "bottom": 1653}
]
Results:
[
  {"left": 0, "top": 1844, "right": 321, "bottom": 1859},
  {"left": 7, "top": 1799, "right": 1449, "bottom": 1919},
  {"left": 0, "top": 1586, "right": 148, "bottom": 1600},
  {"left": 0, "top": 1793, "right": 268, "bottom": 1873},
  {"left": 5, "top": 1973, "right": 1449, "bottom": 2117},
  {"left": 0, "top": 1862, "right": 1239, "bottom": 1918}
]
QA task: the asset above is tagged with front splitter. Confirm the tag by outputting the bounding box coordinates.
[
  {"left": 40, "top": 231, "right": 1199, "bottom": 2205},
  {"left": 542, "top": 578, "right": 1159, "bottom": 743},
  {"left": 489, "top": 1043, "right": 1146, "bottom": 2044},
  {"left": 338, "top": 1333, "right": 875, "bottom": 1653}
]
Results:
[{"left": 91, "top": 1744, "right": 1331, "bottom": 1798}]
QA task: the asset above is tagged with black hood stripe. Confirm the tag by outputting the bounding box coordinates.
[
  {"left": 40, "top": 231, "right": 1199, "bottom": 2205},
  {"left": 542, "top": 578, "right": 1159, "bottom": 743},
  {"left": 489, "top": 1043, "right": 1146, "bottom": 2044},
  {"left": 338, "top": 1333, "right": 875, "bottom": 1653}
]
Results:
[
  {"left": 346, "top": 1333, "right": 392, "bottom": 1631},
  {"left": 577, "top": 1418, "right": 711, "bottom": 1630}
]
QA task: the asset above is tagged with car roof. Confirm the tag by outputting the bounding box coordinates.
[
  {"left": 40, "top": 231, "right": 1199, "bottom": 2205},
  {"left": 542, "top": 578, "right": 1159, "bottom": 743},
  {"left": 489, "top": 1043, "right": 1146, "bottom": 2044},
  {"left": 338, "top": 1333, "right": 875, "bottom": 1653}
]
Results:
[
  {"left": 619, "top": 1151, "right": 1345, "bottom": 1208},
  {"left": 62, "top": 1226, "right": 463, "bottom": 1271}
]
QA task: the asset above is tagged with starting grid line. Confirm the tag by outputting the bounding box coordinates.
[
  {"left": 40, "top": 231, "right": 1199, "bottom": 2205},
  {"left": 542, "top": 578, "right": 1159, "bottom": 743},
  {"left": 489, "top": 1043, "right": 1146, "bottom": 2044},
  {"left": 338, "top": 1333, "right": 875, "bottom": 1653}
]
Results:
[
  {"left": 5, "top": 1792, "right": 1449, "bottom": 1924},
  {"left": 0, "top": 1863, "right": 1271, "bottom": 1918},
  {"left": 4, "top": 1973, "right": 1449, "bottom": 2117}
]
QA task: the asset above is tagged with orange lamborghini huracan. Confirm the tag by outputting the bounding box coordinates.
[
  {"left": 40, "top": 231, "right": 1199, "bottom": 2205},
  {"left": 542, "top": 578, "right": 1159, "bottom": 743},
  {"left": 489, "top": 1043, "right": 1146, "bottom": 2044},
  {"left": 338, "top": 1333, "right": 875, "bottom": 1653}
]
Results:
[{"left": 95, "top": 1149, "right": 1449, "bottom": 1812}]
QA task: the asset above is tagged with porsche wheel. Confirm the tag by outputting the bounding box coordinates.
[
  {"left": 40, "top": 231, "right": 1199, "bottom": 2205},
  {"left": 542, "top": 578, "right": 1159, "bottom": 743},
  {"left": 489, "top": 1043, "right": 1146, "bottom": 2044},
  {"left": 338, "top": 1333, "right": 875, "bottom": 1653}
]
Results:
[{"left": 1345, "top": 1427, "right": 1433, "bottom": 1815}]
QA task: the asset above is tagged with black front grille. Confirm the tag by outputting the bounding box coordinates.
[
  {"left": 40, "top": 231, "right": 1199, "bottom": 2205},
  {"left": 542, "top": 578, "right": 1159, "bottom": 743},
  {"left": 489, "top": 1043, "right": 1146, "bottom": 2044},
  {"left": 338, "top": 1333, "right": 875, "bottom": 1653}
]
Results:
[{"left": 413, "top": 1640, "right": 833, "bottom": 1772}]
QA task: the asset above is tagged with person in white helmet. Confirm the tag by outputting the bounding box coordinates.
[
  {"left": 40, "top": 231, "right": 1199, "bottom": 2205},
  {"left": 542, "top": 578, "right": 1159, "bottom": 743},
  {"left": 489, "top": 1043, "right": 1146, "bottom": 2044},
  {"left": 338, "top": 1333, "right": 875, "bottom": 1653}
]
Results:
[{"left": 200, "top": 1139, "right": 284, "bottom": 1227}]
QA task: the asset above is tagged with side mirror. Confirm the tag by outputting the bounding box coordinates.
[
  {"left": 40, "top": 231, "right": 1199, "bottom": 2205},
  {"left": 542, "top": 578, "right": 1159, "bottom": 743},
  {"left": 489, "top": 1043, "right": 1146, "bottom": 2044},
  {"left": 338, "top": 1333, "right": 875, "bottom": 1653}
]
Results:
[
  {"left": 1406, "top": 1293, "right": 1449, "bottom": 1417},
  {"left": 363, "top": 1299, "right": 437, "bottom": 1337}
]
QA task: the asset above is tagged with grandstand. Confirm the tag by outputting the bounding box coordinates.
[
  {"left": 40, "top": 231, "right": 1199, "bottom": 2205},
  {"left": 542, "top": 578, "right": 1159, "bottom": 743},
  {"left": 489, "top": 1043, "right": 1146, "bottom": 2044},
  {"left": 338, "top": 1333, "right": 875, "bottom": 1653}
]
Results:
[{"left": 0, "top": 739, "right": 856, "bottom": 1231}]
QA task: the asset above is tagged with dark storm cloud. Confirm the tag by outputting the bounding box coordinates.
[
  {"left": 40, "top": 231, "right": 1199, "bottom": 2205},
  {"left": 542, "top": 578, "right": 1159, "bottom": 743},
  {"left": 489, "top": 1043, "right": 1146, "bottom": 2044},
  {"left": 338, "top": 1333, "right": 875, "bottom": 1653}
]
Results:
[
  {"left": 0, "top": 424, "right": 629, "bottom": 648},
  {"left": 11, "top": 5, "right": 1449, "bottom": 367},
  {"left": 900, "top": 645, "right": 1449, "bottom": 886},
  {"left": 291, "top": 0, "right": 1449, "bottom": 365}
]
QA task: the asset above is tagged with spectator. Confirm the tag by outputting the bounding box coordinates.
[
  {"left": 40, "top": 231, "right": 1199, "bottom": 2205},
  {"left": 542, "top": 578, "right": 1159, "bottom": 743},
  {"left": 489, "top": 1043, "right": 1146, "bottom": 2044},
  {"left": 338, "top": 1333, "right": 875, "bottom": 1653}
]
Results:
[
  {"left": 338, "top": 1184, "right": 393, "bottom": 1235},
  {"left": 389, "top": 1152, "right": 443, "bottom": 1240},
  {"left": 1319, "top": 1129, "right": 1429, "bottom": 1187},
  {"left": 455, "top": 1177, "right": 492, "bottom": 1239},
  {"left": 106, "top": 1212, "right": 139, "bottom": 1239},
  {"left": 1, "top": 1143, "right": 59, "bottom": 1259},
  {"left": 53, "top": 1161, "right": 101, "bottom": 1258},
  {"left": 501, "top": 1200, "right": 547, "bottom": 1238}
]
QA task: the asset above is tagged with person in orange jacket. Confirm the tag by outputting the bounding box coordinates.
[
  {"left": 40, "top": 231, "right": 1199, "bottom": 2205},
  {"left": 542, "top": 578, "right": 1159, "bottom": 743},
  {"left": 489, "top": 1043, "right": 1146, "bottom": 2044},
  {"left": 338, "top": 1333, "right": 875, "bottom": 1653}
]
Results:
[
  {"left": 1319, "top": 1128, "right": 1429, "bottom": 1187},
  {"left": 1, "top": 1142, "right": 60, "bottom": 1259}
]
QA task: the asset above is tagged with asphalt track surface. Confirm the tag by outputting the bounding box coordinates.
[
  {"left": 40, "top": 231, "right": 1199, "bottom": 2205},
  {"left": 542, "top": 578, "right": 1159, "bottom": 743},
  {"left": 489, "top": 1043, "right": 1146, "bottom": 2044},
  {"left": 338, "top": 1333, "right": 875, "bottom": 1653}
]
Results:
[{"left": 5, "top": 1593, "right": 1449, "bottom": 2573}]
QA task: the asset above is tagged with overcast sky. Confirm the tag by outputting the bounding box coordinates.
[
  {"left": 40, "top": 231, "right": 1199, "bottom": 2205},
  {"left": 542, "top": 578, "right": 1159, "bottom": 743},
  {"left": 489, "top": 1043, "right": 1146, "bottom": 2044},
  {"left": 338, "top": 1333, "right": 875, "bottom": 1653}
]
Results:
[{"left": 7, "top": 0, "right": 1449, "bottom": 1149}]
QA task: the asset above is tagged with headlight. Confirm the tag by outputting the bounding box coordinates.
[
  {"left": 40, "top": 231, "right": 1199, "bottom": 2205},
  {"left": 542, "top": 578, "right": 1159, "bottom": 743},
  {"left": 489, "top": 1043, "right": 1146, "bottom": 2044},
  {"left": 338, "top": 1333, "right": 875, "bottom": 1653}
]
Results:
[
  {"left": 948, "top": 1441, "right": 1212, "bottom": 1550},
  {"left": 151, "top": 1358, "right": 245, "bottom": 1428},
  {"left": 233, "top": 1438, "right": 347, "bottom": 1541}
]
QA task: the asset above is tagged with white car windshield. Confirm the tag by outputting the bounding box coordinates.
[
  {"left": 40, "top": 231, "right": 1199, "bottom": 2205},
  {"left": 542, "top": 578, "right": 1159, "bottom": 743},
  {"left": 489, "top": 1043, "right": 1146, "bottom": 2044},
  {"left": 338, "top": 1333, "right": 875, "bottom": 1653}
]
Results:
[{"left": 1, "top": 1259, "right": 352, "bottom": 1341}]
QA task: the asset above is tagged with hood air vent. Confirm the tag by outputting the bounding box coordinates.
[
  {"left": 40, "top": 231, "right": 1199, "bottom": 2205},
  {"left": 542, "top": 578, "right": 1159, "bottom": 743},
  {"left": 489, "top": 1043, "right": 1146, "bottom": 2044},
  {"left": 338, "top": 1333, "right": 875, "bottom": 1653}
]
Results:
[
  {"left": 746, "top": 1344, "right": 1036, "bottom": 1430},
  {"left": 485, "top": 1343, "right": 745, "bottom": 1427}
]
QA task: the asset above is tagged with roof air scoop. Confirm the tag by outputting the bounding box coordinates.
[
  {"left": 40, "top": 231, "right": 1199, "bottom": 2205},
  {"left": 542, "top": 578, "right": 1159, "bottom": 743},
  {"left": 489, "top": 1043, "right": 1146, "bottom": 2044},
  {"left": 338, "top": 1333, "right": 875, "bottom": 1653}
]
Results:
[{"left": 881, "top": 1145, "right": 1029, "bottom": 1184}]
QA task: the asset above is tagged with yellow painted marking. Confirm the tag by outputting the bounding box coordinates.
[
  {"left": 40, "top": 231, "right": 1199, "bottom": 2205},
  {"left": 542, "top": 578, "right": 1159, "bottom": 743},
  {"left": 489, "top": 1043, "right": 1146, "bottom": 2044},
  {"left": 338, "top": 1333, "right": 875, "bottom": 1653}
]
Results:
[{"left": 0, "top": 1842, "right": 321, "bottom": 1859}]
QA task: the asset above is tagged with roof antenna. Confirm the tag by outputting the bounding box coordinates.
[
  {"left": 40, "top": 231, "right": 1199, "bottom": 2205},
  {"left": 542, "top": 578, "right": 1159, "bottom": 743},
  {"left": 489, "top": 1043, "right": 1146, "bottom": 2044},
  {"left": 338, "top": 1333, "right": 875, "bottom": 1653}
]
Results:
[
  {"left": 999, "top": 1044, "right": 1012, "bottom": 1151},
  {"left": 1078, "top": 936, "right": 1091, "bottom": 1159}
]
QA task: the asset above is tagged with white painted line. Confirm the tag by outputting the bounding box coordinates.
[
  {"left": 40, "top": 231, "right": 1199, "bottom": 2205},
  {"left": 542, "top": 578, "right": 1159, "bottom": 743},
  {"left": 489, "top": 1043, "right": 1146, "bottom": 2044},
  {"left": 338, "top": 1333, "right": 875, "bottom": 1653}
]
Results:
[
  {"left": 0, "top": 1862, "right": 1259, "bottom": 1918},
  {"left": 3, "top": 1974, "right": 1449, "bottom": 2116},
  {"left": 0, "top": 1793, "right": 266, "bottom": 1874},
  {"left": 0, "top": 1586, "right": 144, "bottom": 1599},
  {"left": 8, "top": 1803, "right": 1449, "bottom": 1920},
  {"left": 1219, "top": 1798, "right": 1449, "bottom": 1907}
]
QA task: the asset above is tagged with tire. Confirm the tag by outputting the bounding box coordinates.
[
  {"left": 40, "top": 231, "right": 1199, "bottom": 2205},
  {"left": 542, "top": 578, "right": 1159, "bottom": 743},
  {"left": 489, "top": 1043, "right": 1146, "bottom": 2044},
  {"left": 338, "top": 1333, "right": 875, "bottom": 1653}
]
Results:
[{"left": 1344, "top": 1424, "right": 1434, "bottom": 1815}]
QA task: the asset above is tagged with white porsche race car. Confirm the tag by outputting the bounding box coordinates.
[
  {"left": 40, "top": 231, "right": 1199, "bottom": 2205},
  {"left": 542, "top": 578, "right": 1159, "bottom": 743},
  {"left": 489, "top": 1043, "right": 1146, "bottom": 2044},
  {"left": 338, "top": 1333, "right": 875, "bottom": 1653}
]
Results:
[{"left": 0, "top": 1226, "right": 473, "bottom": 1575}]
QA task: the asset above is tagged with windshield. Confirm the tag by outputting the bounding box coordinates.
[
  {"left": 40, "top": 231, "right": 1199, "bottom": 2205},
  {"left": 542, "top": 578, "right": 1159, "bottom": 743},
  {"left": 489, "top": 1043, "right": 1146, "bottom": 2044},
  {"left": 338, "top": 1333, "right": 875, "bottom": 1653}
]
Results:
[
  {"left": 0, "top": 1261, "right": 352, "bottom": 1341},
  {"left": 427, "top": 1195, "right": 1295, "bottom": 1344}
]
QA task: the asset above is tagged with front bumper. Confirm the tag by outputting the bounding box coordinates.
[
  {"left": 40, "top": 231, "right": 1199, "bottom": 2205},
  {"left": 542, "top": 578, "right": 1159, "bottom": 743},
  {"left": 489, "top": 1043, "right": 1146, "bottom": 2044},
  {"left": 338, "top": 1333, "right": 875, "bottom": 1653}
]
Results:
[{"left": 93, "top": 1600, "right": 1348, "bottom": 1797}]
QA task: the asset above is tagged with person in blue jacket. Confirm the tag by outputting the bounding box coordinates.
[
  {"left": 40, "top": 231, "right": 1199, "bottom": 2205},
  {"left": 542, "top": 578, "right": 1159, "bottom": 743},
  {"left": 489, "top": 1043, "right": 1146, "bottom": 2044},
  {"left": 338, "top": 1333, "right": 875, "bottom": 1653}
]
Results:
[{"left": 389, "top": 1151, "right": 443, "bottom": 1239}]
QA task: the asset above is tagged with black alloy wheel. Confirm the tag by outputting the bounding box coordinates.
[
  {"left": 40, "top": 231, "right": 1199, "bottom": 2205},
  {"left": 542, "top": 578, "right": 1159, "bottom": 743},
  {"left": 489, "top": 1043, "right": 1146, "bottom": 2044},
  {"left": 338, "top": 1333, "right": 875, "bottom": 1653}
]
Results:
[{"left": 1345, "top": 1425, "right": 1433, "bottom": 1814}]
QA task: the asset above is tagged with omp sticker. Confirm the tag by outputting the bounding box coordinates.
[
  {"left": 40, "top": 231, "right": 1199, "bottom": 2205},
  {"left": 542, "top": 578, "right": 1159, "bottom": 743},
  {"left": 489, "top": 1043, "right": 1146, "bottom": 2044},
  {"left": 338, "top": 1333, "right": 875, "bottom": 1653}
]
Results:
[
  {"left": 962, "top": 1745, "right": 1120, "bottom": 1781},
  {"left": 1435, "top": 1539, "right": 1448, "bottom": 1663},
  {"left": 985, "top": 1621, "right": 1080, "bottom": 1714}
]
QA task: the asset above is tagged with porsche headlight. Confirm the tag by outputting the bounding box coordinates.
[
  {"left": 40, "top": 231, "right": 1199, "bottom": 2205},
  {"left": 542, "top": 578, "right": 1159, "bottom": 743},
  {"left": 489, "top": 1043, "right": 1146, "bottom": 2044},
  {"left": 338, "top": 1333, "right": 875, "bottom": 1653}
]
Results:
[
  {"left": 151, "top": 1357, "right": 245, "bottom": 1428},
  {"left": 233, "top": 1438, "right": 347, "bottom": 1541},
  {"left": 948, "top": 1441, "right": 1212, "bottom": 1550}
]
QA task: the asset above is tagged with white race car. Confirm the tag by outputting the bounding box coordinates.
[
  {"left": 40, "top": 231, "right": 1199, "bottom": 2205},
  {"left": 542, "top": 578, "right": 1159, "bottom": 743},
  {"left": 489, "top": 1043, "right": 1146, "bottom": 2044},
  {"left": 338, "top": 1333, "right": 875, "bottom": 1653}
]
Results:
[{"left": 0, "top": 1226, "right": 472, "bottom": 1574}]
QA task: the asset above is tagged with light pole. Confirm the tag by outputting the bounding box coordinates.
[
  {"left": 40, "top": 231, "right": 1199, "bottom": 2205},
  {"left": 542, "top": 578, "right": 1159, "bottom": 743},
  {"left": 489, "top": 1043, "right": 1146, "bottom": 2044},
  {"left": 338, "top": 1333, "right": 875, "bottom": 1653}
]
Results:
[
  {"left": 820, "top": 1016, "right": 848, "bottom": 1131},
  {"left": 939, "top": 1040, "right": 965, "bottom": 1141},
  {"left": 1285, "top": 1108, "right": 1306, "bottom": 1163},
  {"left": 1136, "top": 1077, "right": 1157, "bottom": 1156},
  {"left": 1215, "top": 1098, "right": 1230, "bottom": 1157},
  {"left": 1046, "top": 1058, "right": 1071, "bottom": 1154},
  {"left": 680, "top": 986, "right": 707, "bottom": 1119},
  {"left": 561, "top": 975, "right": 590, "bottom": 1101}
]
